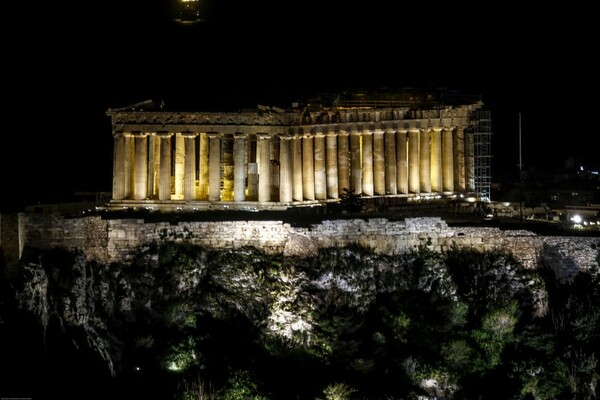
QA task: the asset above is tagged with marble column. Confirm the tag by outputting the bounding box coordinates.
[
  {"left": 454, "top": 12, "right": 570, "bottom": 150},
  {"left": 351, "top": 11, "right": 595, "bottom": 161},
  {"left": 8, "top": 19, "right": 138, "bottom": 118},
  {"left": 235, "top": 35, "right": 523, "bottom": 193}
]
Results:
[
  {"left": 148, "top": 134, "right": 160, "bottom": 198},
  {"left": 124, "top": 134, "right": 134, "bottom": 199},
  {"left": 247, "top": 163, "right": 258, "bottom": 201},
  {"left": 112, "top": 133, "right": 127, "bottom": 200},
  {"left": 419, "top": 129, "right": 431, "bottom": 193},
  {"left": 385, "top": 128, "right": 397, "bottom": 195},
  {"left": 454, "top": 126, "right": 466, "bottom": 192},
  {"left": 350, "top": 130, "right": 362, "bottom": 195},
  {"left": 337, "top": 130, "right": 350, "bottom": 196},
  {"left": 221, "top": 145, "right": 234, "bottom": 201},
  {"left": 133, "top": 134, "right": 148, "bottom": 200},
  {"left": 247, "top": 135, "right": 258, "bottom": 201},
  {"left": 199, "top": 132, "right": 209, "bottom": 200},
  {"left": 270, "top": 137, "right": 280, "bottom": 201},
  {"left": 373, "top": 128, "right": 385, "bottom": 195},
  {"left": 326, "top": 131, "right": 339, "bottom": 199},
  {"left": 362, "top": 130, "right": 374, "bottom": 196},
  {"left": 302, "top": 135, "right": 315, "bottom": 200},
  {"left": 233, "top": 133, "right": 246, "bottom": 202},
  {"left": 430, "top": 127, "right": 443, "bottom": 193},
  {"left": 396, "top": 129, "right": 408, "bottom": 194},
  {"left": 258, "top": 133, "right": 271, "bottom": 202},
  {"left": 279, "top": 136, "right": 293, "bottom": 203},
  {"left": 183, "top": 134, "right": 196, "bottom": 200},
  {"left": 442, "top": 127, "right": 454, "bottom": 192},
  {"left": 408, "top": 128, "right": 420, "bottom": 193},
  {"left": 174, "top": 133, "right": 185, "bottom": 200},
  {"left": 292, "top": 135, "right": 303, "bottom": 201},
  {"left": 208, "top": 132, "right": 221, "bottom": 201},
  {"left": 158, "top": 133, "right": 172, "bottom": 201},
  {"left": 314, "top": 132, "right": 327, "bottom": 200}
]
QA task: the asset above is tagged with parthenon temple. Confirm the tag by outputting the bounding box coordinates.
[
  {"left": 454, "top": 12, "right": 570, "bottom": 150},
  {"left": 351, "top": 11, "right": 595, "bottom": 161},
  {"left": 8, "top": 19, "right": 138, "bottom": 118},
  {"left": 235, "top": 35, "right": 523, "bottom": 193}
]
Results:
[{"left": 106, "top": 88, "right": 491, "bottom": 210}]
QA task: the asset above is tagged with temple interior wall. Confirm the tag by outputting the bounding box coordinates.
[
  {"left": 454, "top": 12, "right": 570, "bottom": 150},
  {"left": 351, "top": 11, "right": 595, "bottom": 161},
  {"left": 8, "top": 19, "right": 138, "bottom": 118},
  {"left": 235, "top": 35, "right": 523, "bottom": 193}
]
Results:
[{"left": 2, "top": 213, "right": 598, "bottom": 284}]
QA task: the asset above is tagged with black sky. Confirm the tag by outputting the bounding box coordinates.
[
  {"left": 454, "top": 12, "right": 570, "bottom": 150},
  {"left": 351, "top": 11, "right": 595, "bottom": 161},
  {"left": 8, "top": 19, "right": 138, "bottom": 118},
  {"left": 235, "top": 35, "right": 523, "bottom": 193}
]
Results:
[{"left": 2, "top": 1, "right": 598, "bottom": 211}]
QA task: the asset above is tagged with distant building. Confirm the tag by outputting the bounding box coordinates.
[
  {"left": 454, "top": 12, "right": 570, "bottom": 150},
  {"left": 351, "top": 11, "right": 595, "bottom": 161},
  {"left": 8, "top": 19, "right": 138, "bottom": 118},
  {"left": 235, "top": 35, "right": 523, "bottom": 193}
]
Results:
[{"left": 105, "top": 88, "right": 492, "bottom": 211}]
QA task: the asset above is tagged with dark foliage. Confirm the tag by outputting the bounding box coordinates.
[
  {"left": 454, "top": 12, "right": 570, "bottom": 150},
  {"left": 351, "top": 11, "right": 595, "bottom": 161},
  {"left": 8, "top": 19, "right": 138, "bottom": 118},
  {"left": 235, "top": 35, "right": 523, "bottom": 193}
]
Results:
[
  {"left": 1, "top": 242, "right": 599, "bottom": 400},
  {"left": 339, "top": 187, "right": 365, "bottom": 213}
]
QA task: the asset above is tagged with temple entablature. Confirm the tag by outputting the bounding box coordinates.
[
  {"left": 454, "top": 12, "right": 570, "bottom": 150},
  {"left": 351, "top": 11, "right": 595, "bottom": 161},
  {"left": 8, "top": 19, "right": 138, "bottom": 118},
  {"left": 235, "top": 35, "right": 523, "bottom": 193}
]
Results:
[{"left": 112, "top": 117, "right": 471, "bottom": 137}]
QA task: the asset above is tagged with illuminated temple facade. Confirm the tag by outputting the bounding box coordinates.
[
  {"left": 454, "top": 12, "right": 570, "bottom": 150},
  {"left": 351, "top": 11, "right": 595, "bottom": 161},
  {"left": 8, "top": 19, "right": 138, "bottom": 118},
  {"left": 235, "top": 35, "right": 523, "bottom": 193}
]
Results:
[{"left": 106, "top": 89, "right": 491, "bottom": 210}]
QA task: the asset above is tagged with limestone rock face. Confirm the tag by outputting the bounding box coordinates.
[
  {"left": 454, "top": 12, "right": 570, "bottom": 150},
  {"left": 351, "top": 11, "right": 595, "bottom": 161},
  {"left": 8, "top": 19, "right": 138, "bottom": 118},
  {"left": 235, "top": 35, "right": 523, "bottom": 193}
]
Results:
[
  {"left": 14, "top": 248, "right": 125, "bottom": 377},
  {"left": 283, "top": 233, "right": 319, "bottom": 258}
]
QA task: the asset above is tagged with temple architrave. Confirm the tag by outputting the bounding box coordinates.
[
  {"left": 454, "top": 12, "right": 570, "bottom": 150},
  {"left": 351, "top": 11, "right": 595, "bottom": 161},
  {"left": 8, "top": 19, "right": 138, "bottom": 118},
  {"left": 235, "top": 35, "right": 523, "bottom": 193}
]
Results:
[{"left": 106, "top": 89, "right": 488, "bottom": 211}]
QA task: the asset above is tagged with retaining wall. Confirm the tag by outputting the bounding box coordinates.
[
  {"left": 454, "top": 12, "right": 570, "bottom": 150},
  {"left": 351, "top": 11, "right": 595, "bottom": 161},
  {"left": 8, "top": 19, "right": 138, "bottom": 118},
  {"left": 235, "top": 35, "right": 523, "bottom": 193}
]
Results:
[{"left": 1, "top": 213, "right": 598, "bottom": 283}]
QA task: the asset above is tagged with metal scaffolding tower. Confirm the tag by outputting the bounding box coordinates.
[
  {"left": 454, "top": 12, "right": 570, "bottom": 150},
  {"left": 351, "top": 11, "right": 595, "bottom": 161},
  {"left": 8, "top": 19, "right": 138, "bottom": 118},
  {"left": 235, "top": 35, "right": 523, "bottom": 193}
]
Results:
[{"left": 471, "top": 109, "right": 493, "bottom": 201}]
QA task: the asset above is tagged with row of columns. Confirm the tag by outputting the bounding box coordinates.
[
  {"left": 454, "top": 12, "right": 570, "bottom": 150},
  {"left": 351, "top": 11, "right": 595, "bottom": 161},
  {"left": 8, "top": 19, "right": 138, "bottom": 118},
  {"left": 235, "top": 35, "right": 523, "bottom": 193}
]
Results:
[{"left": 113, "top": 127, "right": 474, "bottom": 203}]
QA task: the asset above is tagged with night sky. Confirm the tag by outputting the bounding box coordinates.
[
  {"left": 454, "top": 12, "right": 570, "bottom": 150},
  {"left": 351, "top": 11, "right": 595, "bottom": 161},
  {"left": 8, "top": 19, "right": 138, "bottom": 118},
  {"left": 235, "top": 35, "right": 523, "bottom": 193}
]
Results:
[{"left": 2, "top": 1, "right": 597, "bottom": 211}]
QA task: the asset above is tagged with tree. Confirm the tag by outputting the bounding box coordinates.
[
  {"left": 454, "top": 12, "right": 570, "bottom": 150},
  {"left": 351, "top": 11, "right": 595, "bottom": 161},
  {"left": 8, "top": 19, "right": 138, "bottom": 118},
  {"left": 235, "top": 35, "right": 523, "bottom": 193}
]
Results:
[
  {"left": 339, "top": 188, "right": 364, "bottom": 213},
  {"left": 471, "top": 301, "right": 519, "bottom": 372}
]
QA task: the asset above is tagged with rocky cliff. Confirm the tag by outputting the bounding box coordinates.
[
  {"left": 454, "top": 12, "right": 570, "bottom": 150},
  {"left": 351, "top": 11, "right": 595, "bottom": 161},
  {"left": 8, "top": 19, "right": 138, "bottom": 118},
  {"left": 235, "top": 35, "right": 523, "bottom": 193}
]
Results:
[{"left": 1, "top": 214, "right": 599, "bottom": 399}]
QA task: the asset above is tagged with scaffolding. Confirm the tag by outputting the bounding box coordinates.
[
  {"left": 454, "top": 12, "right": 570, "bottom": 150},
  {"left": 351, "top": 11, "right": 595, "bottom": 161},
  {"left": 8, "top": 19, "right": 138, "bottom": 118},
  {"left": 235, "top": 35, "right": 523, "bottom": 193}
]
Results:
[{"left": 471, "top": 109, "right": 493, "bottom": 201}]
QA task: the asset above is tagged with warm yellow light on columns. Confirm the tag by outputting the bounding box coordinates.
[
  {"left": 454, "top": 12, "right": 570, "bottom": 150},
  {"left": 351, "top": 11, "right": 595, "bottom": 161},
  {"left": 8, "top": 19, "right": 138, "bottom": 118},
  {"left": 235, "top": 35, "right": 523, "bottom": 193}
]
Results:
[
  {"left": 454, "top": 126, "right": 466, "bottom": 192},
  {"left": 337, "top": 130, "right": 350, "bottom": 196},
  {"left": 350, "top": 129, "right": 362, "bottom": 195},
  {"left": 326, "top": 131, "right": 339, "bottom": 199},
  {"left": 362, "top": 130, "right": 374, "bottom": 196},
  {"left": 419, "top": 129, "right": 431, "bottom": 193},
  {"left": 112, "top": 132, "right": 128, "bottom": 200},
  {"left": 279, "top": 136, "right": 293, "bottom": 203},
  {"left": 430, "top": 127, "right": 443, "bottom": 193},
  {"left": 384, "top": 128, "right": 397, "bottom": 195},
  {"left": 246, "top": 135, "right": 258, "bottom": 201},
  {"left": 292, "top": 135, "right": 303, "bottom": 202},
  {"left": 442, "top": 127, "right": 454, "bottom": 192},
  {"left": 208, "top": 132, "right": 221, "bottom": 201},
  {"left": 233, "top": 133, "right": 246, "bottom": 202},
  {"left": 133, "top": 133, "right": 148, "bottom": 200},
  {"left": 269, "top": 137, "right": 279, "bottom": 201},
  {"left": 125, "top": 134, "right": 134, "bottom": 200},
  {"left": 257, "top": 133, "right": 272, "bottom": 202},
  {"left": 158, "top": 133, "right": 173, "bottom": 201},
  {"left": 373, "top": 129, "right": 385, "bottom": 195},
  {"left": 302, "top": 134, "right": 315, "bottom": 200},
  {"left": 183, "top": 133, "right": 197, "bottom": 201},
  {"left": 396, "top": 129, "right": 408, "bottom": 194},
  {"left": 147, "top": 134, "right": 160, "bottom": 198},
  {"left": 173, "top": 133, "right": 185, "bottom": 200},
  {"left": 314, "top": 132, "right": 327, "bottom": 200},
  {"left": 199, "top": 132, "right": 209, "bottom": 200},
  {"left": 408, "top": 129, "right": 420, "bottom": 193}
]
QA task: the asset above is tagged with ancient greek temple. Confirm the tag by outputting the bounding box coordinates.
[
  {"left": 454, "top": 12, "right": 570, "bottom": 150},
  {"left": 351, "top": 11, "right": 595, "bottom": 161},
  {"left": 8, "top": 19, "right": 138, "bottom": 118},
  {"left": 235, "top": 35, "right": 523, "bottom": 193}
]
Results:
[{"left": 106, "top": 89, "right": 491, "bottom": 210}]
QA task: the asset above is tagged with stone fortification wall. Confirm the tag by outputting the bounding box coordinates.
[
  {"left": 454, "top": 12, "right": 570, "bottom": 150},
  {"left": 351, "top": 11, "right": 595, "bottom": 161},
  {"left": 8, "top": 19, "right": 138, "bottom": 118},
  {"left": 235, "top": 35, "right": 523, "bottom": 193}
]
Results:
[
  {"left": 1, "top": 213, "right": 598, "bottom": 283},
  {"left": 16, "top": 214, "right": 110, "bottom": 261},
  {"left": 0, "top": 213, "right": 26, "bottom": 277},
  {"left": 106, "top": 218, "right": 291, "bottom": 263}
]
